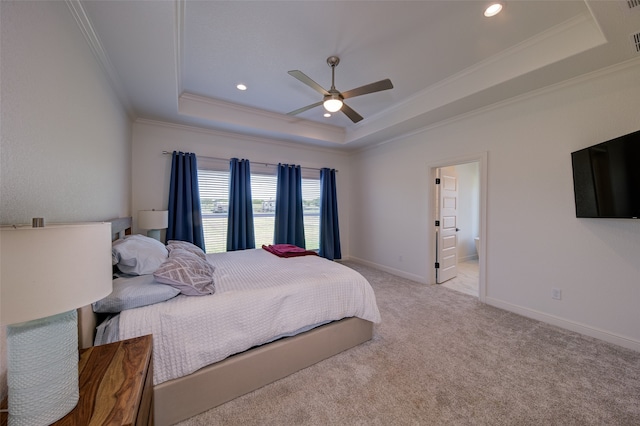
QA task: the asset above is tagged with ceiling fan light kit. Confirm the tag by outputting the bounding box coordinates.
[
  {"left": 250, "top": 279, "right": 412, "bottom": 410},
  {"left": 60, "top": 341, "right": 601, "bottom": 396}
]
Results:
[
  {"left": 287, "top": 55, "right": 393, "bottom": 123},
  {"left": 323, "top": 95, "right": 343, "bottom": 112}
]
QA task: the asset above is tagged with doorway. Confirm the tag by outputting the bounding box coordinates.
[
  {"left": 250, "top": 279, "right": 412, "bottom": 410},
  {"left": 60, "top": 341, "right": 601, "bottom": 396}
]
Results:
[{"left": 429, "top": 153, "right": 487, "bottom": 301}]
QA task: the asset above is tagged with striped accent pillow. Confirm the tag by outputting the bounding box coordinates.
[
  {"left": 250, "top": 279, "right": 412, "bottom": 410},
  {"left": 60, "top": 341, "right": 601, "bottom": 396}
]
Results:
[{"left": 153, "top": 249, "right": 215, "bottom": 296}]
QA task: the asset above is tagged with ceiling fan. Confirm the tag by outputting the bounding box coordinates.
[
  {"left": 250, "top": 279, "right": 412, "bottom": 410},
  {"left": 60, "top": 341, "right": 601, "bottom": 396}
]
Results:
[{"left": 287, "top": 56, "right": 393, "bottom": 123}]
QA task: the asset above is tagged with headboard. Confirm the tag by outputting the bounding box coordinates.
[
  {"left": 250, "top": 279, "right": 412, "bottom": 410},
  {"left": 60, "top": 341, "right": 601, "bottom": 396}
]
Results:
[
  {"left": 77, "top": 217, "right": 132, "bottom": 349},
  {"left": 109, "top": 216, "right": 132, "bottom": 241}
]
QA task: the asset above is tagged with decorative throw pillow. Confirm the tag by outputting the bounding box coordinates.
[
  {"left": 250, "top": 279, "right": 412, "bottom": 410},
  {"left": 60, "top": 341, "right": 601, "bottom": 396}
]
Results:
[
  {"left": 153, "top": 249, "right": 216, "bottom": 296},
  {"left": 166, "top": 240, "right": 207, "bottom": 260},
  {"left": 112, "top": 234, "right": 168, "bottom": 275},
  {"left": 92, "top": 274, "right": 180, "bottom": 313}
]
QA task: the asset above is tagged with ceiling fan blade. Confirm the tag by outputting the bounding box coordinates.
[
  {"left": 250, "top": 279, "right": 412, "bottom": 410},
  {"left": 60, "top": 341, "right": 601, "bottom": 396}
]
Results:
[
  {"left": 341, "top": 103, "right": 364, "bottom": 123},
  {"left": 288, "top": 70, "right": 330, "bottom": 96},
  {"left": 341, "top": 79, "right": 393, "bottom": 100},
  {"left": 287, "top": 101, "right": 323, "bottom": 116}
]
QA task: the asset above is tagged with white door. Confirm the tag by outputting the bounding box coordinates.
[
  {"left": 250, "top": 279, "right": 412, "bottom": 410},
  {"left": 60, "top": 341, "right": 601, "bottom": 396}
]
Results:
[{"left": 436, "top": 167, "right": 458, "bottom": 283}]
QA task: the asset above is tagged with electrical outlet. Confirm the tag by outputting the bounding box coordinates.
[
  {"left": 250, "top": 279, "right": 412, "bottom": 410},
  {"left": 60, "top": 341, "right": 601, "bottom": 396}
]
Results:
[{"left": 552, "top": 288, "right": 562, "bottom": 300}]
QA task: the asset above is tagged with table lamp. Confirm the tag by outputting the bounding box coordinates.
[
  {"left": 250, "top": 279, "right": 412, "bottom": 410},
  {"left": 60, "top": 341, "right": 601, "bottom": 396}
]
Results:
[
  {"left": 0, "top": 220, "right": 112, "bottom": 425},
  {"left": 138, "top": 209, "right": 168, "bottom": 241}
]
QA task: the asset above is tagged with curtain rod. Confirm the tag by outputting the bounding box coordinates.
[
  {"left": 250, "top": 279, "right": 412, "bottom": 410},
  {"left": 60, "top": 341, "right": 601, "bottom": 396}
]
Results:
[{"left": 161, "top": 151, "right": 337, "bottom": 173}]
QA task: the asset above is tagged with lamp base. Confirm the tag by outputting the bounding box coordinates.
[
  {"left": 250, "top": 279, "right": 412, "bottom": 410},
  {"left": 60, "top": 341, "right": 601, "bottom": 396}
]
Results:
[
  {"left": 146, "top": 229, "right": 161, "bottom": 241},
  {"left": 6, "top": 310, "right": 79, "bottom": 426}
]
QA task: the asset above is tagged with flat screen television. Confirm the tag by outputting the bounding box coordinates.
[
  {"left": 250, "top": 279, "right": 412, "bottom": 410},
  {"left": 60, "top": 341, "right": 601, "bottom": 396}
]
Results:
[{"left": 571, "top": 129, "right": 640, "bottom": 218}]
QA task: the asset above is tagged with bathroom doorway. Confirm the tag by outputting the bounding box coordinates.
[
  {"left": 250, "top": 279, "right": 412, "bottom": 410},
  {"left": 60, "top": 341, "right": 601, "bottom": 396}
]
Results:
[{"left": 429, "top": 153, "right": 487, "bottom": 301}]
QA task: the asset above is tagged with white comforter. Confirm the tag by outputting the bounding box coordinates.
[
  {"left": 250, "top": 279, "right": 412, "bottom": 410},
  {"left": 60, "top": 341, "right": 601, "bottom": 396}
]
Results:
[{"left": 118, "top": 249, "right": 381, "bottom": 385}]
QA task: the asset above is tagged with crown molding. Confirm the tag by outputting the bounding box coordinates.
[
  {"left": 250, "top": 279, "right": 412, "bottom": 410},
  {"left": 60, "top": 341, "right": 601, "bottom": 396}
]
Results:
[
  {"left": 179, "top": 92, "right": 346, "bottom": 145},
  {"left": 134, "top": 118, "right": 350, "bottom": 156},
  {"left": 349, "top": 12, "right": 606, "bottom": 146},
  {"left": 174, "top": 0, "right": 185, "bottom": 99},
  {"left": 65, "top": 0, "right": 135, "bottom": 119},
  {"left": 401, "top": 12, "right": 603, "bottom": 115},
  {"left": 353, "top": 56, "right": 640, "bottom": 155}
]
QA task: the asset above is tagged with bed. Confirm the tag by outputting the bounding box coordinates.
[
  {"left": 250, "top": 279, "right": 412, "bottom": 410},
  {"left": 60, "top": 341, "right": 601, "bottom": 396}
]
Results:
[{"left": 77, "top": 217, "right": 380, "bottom": 426}]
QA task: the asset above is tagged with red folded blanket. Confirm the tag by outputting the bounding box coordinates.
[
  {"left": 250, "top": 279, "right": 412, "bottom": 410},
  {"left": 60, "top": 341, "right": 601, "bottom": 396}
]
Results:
[{"left": 262, "top": 244, "right": 318, "bottom": 258}]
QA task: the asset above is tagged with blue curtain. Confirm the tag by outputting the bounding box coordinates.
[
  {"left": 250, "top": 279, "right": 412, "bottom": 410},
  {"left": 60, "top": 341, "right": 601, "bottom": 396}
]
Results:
[
  {"left": 274, "top": 164, "right": 305, "bottom": 247},
  {"left": 167, "top": 151, "right": 205, "bottom": 250},
  {"left": 227, "top": 158, "right": 255, "bottom": 251},
  {"left": 319, "top": 168, "right": 341, "bottom": 260}
]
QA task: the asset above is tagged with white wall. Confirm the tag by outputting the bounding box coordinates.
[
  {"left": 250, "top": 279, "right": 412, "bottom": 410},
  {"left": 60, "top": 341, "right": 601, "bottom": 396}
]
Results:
[
  {"left": 131, "top": 120, "right": 352, "bottom": 253},
  {"left": 0, "top": 1, "right": 132, "bottom": 398},
  {"left": 349, "top": 60, "right": 640, "bottom": 350}
]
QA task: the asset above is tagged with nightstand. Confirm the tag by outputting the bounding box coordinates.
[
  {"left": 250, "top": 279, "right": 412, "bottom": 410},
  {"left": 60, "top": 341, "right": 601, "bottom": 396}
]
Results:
[{"left": 1, "top": 335, "right": 154, "bottom": 426}]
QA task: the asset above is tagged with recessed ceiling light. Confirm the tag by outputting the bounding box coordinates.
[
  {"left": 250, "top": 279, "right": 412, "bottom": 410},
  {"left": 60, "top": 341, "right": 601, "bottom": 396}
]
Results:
[
  {"left": 236, "top": 83, "right": 247, "bottom": 91},
  {"left": 324, "top": 113, "right": 331, "bottom": 118},
  {"left": 484, "top": 2, "right": 503, "bottom": 17}
]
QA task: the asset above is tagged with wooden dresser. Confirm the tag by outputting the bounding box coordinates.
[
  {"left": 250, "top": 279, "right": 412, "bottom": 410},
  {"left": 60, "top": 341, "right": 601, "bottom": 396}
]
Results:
[{"left": 1, "top": 335, "right": 153, "bottom": 426}]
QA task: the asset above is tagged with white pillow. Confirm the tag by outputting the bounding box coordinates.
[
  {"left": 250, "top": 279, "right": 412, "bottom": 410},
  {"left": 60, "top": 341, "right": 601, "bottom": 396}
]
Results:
[
  {"left": 112, "top": 234, "right": 168, "bottom": 275},
  {"left": 92, "top": 274, "right": 180, "bottom": 313}
]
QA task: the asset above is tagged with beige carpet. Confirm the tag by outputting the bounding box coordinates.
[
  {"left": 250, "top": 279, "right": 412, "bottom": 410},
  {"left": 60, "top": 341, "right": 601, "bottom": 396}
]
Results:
[{"left": 177, "top": 261, "right": 640, "bottom": 425}]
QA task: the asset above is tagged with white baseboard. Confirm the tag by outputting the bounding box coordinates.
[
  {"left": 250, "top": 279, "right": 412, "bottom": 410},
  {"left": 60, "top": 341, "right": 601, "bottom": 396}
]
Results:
[
  {"left": 485, "top": 297, "right": 640, "bottom": 352},
  {"left": 339, "top": 257, "right": 639, "bottom": 352},
  {"left": 342, "top": 256, "right": 427, "bottom": 284}
]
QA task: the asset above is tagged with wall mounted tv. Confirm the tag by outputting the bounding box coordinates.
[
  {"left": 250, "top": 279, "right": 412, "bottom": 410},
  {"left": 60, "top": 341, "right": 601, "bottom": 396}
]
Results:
[{"left": 571, "top": 129, "right": 640, "bottom": 218}]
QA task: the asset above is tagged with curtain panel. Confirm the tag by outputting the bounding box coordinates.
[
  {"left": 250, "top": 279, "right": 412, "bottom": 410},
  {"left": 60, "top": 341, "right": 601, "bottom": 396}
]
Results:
[
  {"left": 167, "top": 151, "right": 205, "bottom": 250},
  {"left": 227, "top": 158, "right": 255, "bottom": 251},
  {"left": 319, "top": 168, "right": 341, "bottom": 260},
  {"left": 274, "top": 164, "right": 305, "bottom": 247}
]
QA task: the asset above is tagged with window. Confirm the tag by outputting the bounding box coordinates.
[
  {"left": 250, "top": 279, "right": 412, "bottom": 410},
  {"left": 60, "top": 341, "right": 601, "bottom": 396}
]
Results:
[
  {"left": 198, "top": 170, "right": 229, "bottom": 253},
  {"left": 301, "top": 178, "right": 320, "bottom": 250},
  {"left": 198, "top": 168, "right": 320, "bottom": 253}
]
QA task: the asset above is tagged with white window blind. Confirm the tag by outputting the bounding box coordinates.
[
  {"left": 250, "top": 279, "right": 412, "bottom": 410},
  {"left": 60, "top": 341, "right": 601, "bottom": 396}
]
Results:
[
  {"left": 301, "top": 178, "right": 320, "bottom": 250},
  {"left": 251, "top": 173, "right": 277, "bottom": 249},
  {"left": 198, "top": 168, "right": 320, "bottom": 253},
  {"left": 198, "top": 170, "right": 230, "bottom": 253}
]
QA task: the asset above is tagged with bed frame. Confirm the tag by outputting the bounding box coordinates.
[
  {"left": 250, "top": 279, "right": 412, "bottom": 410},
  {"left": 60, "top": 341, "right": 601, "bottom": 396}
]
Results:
[{"left": 77, "top": 217, "right": 374, "bottom": 426}]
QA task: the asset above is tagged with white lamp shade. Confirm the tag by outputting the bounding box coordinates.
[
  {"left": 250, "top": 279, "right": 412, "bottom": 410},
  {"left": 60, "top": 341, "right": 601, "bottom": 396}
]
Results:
[
  {"left": 138, "top": 210, "right": 168, "bottom": 230},
  {"left": 1, "top": 222, "right": 112, "bottom": 325}
]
